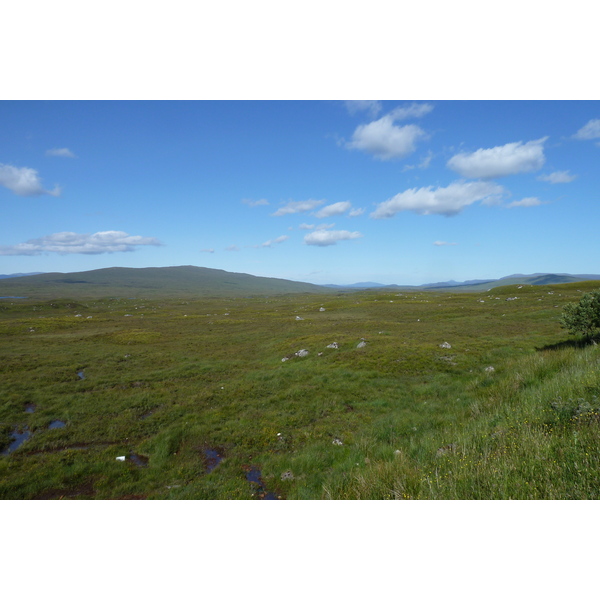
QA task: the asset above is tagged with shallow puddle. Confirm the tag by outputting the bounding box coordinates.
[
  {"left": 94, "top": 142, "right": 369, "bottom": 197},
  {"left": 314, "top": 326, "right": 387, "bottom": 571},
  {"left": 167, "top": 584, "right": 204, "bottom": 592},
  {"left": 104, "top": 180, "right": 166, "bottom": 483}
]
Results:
[
  {"left": 25, "top": 404, "right": 36, "bottom": 414},
  {"left": 77, "top": 371, "right": 85, "bottom": 380},
  {"left": 1, "top": 427, "right": 31, "bottom": 455},
  {"left": 48, "top": 420, "right": 66, "bottom": 429},
  {"left": 204, "top": 449, "right": 223, "bottom": 473},
  {"left": 245, "top": 466, "right": 278, "bottom": 500},
  {"left": 129, "top": 452, "right": 149, "bottom": 467}
]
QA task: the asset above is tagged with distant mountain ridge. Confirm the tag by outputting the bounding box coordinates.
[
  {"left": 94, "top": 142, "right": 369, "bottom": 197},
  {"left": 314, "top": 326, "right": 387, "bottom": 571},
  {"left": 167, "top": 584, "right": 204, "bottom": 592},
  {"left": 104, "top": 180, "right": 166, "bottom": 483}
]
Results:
[
  {"left": 328, "top": 273, "right": 600, "bottom": 291},
  {"left": 2, "top": 267, "right": 600, "bottom": 299},
  {"left": 0, "top": 272, "right": 45, "bottom": 279},
  {"left": 0, "top": 265, "right": 330, "bottom": 298}
]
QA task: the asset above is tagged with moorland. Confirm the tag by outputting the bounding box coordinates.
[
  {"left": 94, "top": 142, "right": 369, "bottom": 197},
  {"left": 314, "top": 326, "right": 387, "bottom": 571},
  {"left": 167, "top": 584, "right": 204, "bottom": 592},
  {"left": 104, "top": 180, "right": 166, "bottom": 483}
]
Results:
[{"left": 2, "top": 267, "right": 600, "bottom": 499}]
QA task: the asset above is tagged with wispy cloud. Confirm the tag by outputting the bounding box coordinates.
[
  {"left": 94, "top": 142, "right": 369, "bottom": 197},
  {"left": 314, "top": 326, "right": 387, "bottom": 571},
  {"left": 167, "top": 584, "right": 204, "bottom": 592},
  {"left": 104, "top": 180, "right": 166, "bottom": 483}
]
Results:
[
  {"left": 304, "top": 229, "right": 363, "bottom": 246},
  {"left": 345, "top": 100, "right": 382, "bottom": 118},
  {"left": 348, "top": 207, "right": 364, "bottom": 217},
  {"left": 200, "top": 248, "right": 215, "bottom": 253},
  {"left": 370, "top": 180, "right": 505, "bottom": 218},
  {"left": 447, "top": 138, "right": 547, "bottom": 179},
  {"left": 257, "top": 235, "right": 289, "bottom": 248},
  {"left": 0, "top": 164, "right": 61, "bottom": 197},
  {"left": 573, "top": 118, "right": 600, "bottom": 140},
  {"left": 403, "top": 150, "right": 434, "bottom": 172},
  {"left": 45, "top": 148, "right": 76, "bottom": 158},
  {"left": 225, "top": 245, "right": 240, "bottom": 251},
  {"left": 315, "top": 201, "right": 352, "bottom": 218},
  {"left": 0, "top": 231, "right": 162, "bottom": 256},
  {"left": 433, "top": 241, "right": 457, "bottom": 246},
  {"left": 506, "top": 197, "right": 543, "bottom": 208},
  {"left": 537, "top": 170, "right": 576, "bottom": 183},
  {"left": 242, "top": 198, "right": 269, "bottom": 207},
  {"left": 345, "top": 103, "right": 432, "bottom": 161},
  {"left": 271, "top": 199, "right": 325, "bottom": 216},
  {"left": 299, "top": 223, "right": 335, "bottom": 231}
]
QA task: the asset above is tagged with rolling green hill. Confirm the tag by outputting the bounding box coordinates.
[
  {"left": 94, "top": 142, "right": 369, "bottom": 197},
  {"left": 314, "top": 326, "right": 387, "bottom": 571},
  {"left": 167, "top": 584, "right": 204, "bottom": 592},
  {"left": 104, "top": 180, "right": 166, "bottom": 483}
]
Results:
[{"left": 0, "top": 265, "right": 330, "bottom": 299}]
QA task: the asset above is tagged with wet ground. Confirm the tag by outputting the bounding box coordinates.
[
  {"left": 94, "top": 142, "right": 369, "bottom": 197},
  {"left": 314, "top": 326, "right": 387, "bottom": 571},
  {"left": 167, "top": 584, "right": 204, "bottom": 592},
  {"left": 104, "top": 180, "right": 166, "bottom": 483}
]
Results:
[
  {"left": 48, "top": 420, "right": 66, "bottom": 429},
  {"left": 1, "top": 427, "right": 31, "bottom": 455},
  {"left": 245, "top": 466, "right": 278, "bottom": 499},
  {"left": 204, "top": 448, "right": 223, "bottom": 473}
]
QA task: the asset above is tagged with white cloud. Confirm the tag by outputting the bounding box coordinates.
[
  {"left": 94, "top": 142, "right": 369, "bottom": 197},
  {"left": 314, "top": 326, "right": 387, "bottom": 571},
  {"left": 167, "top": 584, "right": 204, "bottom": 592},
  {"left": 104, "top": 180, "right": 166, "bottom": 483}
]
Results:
[
  {"left": 573, "top": 118, "right": 600, "bottom": 140},
  {"left": 388, "top": 103, "right": 434, "bottom": 121},
  {"left": 200, "top": 248, "right": 215, "bottom": 253},
  {"left": 242, "top": 198, "right": 269, "bottom": 206},
  {"left": 304, "top": 229, "right": 363, "bottom": 246},
  {"left": 225, "top": 245, "right": 240, "bottom": 251},
  {"left": 447, "top": 138, "right": 548, "bottom": 179},
  {"left": 46, "top": 148, "right": 76, "bottom": 158},
  {"left": 371, "top": 180, "right": 505, "bottom": 219},
  {"left": 433, "top": 241, "right": 458, "bottom": 246},
  {"left": 345, "top": 100, "right": 382, "bottom": 117},
  {"left": 299, "top": 223, "right": 335, "bottom": 230},
  {"left": 271, "top": 199, "right": 325, "bottom": 216},
  {"left": 315, "top": 201, "right": 351, "bottom": 218},
  {"left": 506, "top": 197, "right": 543, "bottom": 208},
  {"left": 537, "top": 170, "right": 576, "bottom": 183},
  {"left": 0, "top": 230, "right": 162, "bottom": 256},
  {"left": 0, "top": 163, "right": 61, "bottom": 197},
  {"left": 258, "top": 235, "right": 289, "bottom": 248},
  {"left": 346, "top": 117, "right": 427, "bottom": 161},
  {"left": 348, "top": 207, "right": 365, "bottom": 217}
]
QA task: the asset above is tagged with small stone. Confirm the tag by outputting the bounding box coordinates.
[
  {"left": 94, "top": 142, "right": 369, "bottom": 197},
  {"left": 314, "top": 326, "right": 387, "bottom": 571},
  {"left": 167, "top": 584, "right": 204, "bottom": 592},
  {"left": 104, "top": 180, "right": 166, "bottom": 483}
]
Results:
[
  {"left": 357, "top": 340, "right": 367, "bottom": 348},
  {"left": 295, "top": 349, "right": 309, "bottom": 358},
  {"left": 485, "top": 366, "right": 495, "bottom": 373},
  {"left": 439, "top": 342, "right": 451, "bottom": 349},
  {"left": 332, "top": 438, "right": 343, "bottom": 446},
  {"left": 319, "top": 307, "right": 326, "bottom": 311},
  {"left": 281, "top": 470, "right": 294, "bottom": 481},
  {"left": 326, "top": 342, "right": 339, "bottom": 349},
  {"left": 295, "top": 316, "right": 304, "bottom": 320}
]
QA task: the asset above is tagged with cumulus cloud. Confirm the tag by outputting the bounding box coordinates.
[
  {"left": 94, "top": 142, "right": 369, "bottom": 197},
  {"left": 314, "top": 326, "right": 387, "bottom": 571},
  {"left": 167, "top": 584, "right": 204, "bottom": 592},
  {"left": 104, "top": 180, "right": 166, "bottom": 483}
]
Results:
[
  {"left": 345, "top": 100, "right": 382, "bottom": 117},
  {"left": 46, "top": 148, "right": 76, "bottom": 158},
  {"left": 271, "top": 199, "right": 325, "bottom": 216},
  {"left": 346, "top": 118, "right": 427, "bottom": 161},
  {"left": 304, "top": 229, "right": 363, "bottom": 246},
  {"left": 0, "top": 230, "right": 162, "bottom": 256},
  {"left": 573, "top": 118, "right": 600, "bottom": 140},
  {"left": 371, "top": 180, "right": 505, "bottom": 219},
  {"left": 537, "top": 170, "right": 576, "bottom": 183},
  {"left": 257, "top": 235, "right": 289, "bottom": 248},
  {"left": 447, "top": 138, "right": 547, "bottom": 179},
  {"left": 315, "top": 201, "right": 352, "bottom": 218},
  {"left": 0, "top": 164, "right": 61, "bottom": 197},
  {"left": 242, "top": 198, "right": 269, "bottom": 207},
  {"left": 506, "top": 197, "right": 543, "bottom": 208}
]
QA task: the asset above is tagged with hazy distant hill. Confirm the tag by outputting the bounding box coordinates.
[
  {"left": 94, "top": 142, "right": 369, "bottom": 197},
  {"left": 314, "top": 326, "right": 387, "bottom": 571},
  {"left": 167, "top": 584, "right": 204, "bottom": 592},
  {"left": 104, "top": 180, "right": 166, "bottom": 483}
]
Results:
[
  {"left": 0, "top": 272, "right": 45, "bottom": 279},
  {"left": 0, "top": 266, "right": 330, "bottom": 298},
  {"left": 326, "top": 273, "right": 600, "bottom": 292}
]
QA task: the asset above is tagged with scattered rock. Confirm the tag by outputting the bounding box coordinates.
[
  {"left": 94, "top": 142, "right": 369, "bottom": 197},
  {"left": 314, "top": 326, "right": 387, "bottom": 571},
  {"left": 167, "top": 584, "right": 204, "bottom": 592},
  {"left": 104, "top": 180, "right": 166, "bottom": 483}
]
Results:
[
  {"left": 326, "top": 342, "right": 339, "bottom": 349},
  {"left": 280, "top": 470, "right": 294, "bottom": 481},
  {"left": 332, "top": 438, "right": 343, "bottom": 446},
  {"left": 295, "top": 349, "right": 309, "bottom": 358},
  {"left": 357, "top": 339, "right": 367, "bottom": 348},
  {"left": 319, "top": 307, "right": 326, "bottom": 312},
  {"left": 439, "top": 342, "right": 452, "bottom": 349},
  {"left": 485, "top": 366, "right": 495, "bottom": 373},
  {"left": 295, "top": 316, "right": 304, "bottom": 320},
  {"left": 281, "top": 357, "right": 289, "bottom": 362}
]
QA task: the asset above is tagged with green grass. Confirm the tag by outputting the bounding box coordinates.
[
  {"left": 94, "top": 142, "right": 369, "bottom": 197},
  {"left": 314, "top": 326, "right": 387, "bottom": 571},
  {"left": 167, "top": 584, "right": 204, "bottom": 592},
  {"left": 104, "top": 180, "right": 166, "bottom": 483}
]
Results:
[{"left": 1, "top": 281, "right": 600, "bottom": 499}]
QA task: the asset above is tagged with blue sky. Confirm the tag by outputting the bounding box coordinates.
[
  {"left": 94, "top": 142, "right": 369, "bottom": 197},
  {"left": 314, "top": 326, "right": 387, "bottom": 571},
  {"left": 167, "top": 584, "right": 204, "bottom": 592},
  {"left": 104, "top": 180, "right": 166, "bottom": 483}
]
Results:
[{"left": 1, "top": 100, "right": 599, "bottom": 285}]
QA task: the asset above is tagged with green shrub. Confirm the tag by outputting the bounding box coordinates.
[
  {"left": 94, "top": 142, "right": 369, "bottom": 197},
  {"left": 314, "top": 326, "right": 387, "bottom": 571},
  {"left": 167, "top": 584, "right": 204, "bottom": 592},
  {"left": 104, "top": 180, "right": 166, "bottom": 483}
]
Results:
[{"left": 560, "top": 290, "right": 600, "bottom": 339}]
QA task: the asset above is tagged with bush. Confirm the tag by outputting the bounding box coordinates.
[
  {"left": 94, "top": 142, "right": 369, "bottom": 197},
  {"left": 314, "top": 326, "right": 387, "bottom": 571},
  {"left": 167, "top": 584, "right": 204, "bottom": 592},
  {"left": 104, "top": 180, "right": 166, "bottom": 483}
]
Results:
[{"left": 560, "top": 290, "right": 600, "bottom": 339}]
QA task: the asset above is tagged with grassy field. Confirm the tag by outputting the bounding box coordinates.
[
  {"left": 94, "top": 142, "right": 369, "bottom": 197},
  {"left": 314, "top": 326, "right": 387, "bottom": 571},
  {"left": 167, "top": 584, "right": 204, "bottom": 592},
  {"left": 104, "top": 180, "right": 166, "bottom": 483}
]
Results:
[{"left": 2, "top": 280, "right": 599, "bottom": 499}]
